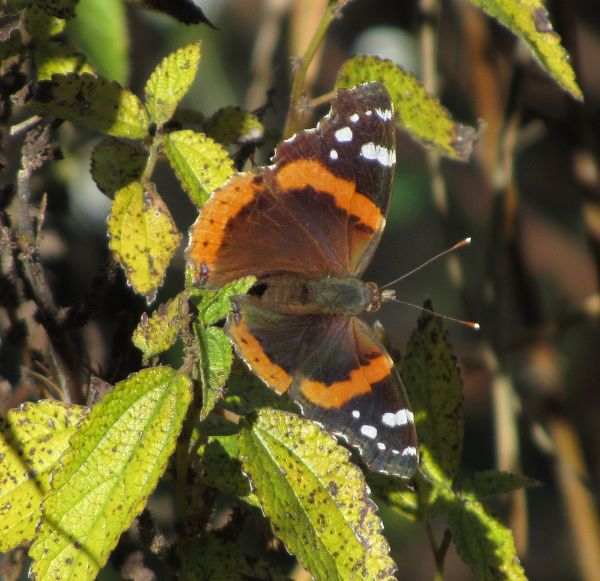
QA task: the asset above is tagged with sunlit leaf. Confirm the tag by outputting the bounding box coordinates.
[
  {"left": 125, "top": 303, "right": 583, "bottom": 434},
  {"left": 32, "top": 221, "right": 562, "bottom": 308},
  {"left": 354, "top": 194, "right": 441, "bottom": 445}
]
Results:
[
  {"left": 337, "top": 55, "right": 478, "bottom": 161},
  {"left": 133, "top": 293, "right": 188, "bottom": 360},
  {"left": 0, "top": 401, "right": 88, "bottom": 551},
  {"left": 239, "top": 409, "right": 397, "bottom": 580},
  {"left": 32, "top": 40, "right": 93, "bottom": 80},
  {"left": 107, "top": 181, "right": 181, "bottom": 302},
  {"left": 448, "top": 497, "right": 527, "bottom": 580},
  {"left": 164, "top": 130, "right": 234, "bottom": 206},
  {"left": 205, "top": 106, "right": 264, "bottom": 145},
  {"left": 191, "top": 276, "right": 255, "bottom": 326},
  {"left": 27, "top": 73, "right": 150, "bottom": 138},
  {"left": 29, "top": 367, "right": 191, "bottom": 581},
  {"left": 90, "top": 137, "right": 147, "bottom": 197},
  {"left": 194, "top": 325, "right": 233, "bottom": 420},
  {"left": 468, "top": 0, "right": 582, "bottom": 100},
  {"left": 145, "top": 42, "right": 201, "bottom": 126}
]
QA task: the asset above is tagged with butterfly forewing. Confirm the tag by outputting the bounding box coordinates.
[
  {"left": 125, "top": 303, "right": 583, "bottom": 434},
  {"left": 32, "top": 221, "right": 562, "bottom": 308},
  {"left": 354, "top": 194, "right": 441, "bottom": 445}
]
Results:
[{"left": 272, "top": 83, "right": 396, "bottom": 275}]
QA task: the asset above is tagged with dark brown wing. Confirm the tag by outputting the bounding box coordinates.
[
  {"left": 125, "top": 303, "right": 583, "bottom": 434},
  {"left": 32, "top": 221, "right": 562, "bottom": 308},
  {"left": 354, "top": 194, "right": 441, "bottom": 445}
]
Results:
[
  {"left": 272, "top": 82, "right": 396, "bottom": 276},
  {"left": 226, "top": 295, "right": 418, "bottom": 479},
  {"left": 187, "top": 83, "right": 396, "bottom": 286}
]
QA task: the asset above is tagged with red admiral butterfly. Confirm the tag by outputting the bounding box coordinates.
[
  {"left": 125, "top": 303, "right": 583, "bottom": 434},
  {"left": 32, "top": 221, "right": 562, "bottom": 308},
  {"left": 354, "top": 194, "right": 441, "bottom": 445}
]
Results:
[{"left": 188, "top": 82, "right": 418, "bottom": 478}]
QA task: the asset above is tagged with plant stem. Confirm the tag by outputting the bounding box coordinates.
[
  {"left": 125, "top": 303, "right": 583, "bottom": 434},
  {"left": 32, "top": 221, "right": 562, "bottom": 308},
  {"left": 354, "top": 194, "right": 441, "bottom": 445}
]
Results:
[
  {"left": 283, "top": 0, "right": 349, "bottom": 138},
  {"left": 425, "top": 519, "right": 452, "bottom": 580},
  {"left": 142, "top": 136, "right": 161, "bottom": 183}
]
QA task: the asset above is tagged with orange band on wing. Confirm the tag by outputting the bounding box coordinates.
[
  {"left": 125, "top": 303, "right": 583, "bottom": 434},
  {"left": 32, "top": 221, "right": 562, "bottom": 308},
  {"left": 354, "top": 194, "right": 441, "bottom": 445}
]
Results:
[
  {"left": 275, "top": 160, "right": 382, "bottom": 233},
  {"left": 227, "top": 316, "right": 292, "bottom": 395},
  {"left": 187, "top": 173, "right": 261, "bottom": 276},
  {"left": 299, "top": 353, "right": 391, "bottom": 408}
]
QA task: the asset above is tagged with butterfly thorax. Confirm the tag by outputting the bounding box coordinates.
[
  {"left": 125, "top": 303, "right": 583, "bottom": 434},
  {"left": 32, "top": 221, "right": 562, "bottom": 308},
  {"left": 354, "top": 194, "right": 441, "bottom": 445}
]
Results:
[{"left": 253, "top": 273, "right": 395, "bottom": 316}]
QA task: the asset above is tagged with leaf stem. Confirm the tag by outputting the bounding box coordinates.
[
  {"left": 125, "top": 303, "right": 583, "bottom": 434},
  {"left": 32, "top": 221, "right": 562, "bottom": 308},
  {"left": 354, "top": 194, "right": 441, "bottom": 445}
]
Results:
[
  {"left": 142, "top": 136, "right": 161, "bottom": 183},
  {"left": 283, "top": 0, "right": 349, "bottom": 138},
  {"left": 175, "top": 391, "right": 202, "bottom": 550},
  {"left": 175, "top": 325, "right": 211, "bottom": 562},
  {"left": 425, "top": 519, "right": 452, "bottom": 580}
]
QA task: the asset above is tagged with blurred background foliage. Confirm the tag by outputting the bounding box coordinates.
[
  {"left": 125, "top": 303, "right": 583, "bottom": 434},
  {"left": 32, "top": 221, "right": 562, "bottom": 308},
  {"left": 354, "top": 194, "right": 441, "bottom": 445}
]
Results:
[{"left": 2, "top": 0, "right": 600, "bottom": 579}]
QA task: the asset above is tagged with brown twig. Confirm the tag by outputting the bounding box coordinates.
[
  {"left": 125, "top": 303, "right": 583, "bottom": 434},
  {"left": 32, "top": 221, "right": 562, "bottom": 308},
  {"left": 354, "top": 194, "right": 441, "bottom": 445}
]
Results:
[{"left": 13, "top": 121, "right": 85, "bottom": 404}]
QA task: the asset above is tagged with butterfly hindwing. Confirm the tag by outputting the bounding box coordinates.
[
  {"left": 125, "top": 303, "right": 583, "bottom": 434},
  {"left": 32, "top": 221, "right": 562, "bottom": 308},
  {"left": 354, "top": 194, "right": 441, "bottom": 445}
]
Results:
[{"left": 227, "top": 296, "right": 417, "bottom": 478}]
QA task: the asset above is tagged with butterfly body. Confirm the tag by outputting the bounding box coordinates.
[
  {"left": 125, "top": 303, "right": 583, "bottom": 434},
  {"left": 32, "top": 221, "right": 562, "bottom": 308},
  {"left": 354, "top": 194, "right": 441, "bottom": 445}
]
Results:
[
  {"left": 188, "top": 82, "right": 418, "bottom": 479},
  {"left": 243, "top": 273, "right": 390, "bottom": 316}
]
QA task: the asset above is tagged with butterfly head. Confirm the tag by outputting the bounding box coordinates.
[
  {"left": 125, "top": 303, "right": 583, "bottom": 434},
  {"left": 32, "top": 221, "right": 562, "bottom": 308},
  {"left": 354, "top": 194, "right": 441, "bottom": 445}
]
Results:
[{"left": 364, "top": 282, "right": 396, "bottom": 313}]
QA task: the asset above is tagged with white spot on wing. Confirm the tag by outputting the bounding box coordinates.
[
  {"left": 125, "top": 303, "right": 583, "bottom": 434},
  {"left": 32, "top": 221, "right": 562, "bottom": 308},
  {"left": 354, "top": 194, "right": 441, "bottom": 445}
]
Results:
[
  {"left": 351, "top": 410, "right": 360, "bottom": 419},
  {"left": 375, "top": 107, "right": 393, "bottom": 121},
  {"left": 365, "top": 110, "right": 372, "bottom": 116},
  {"left": 402, "top": 446, "right": 418, "bottom": 457},
  {"left": 377, "top": 442, "right": 386, "bottom": 450},
  {"left": 329, "top": 149, "right": 338, "bottom": 160},
  {"left": 335, "top": 126, "right": 353, "bottom": 143},
  {"left": 349, "top": 113, "right": 360, "bottom": 123},
  {"left": 382, "top": 409, "right": 414, "bottom": 428},
  {"left": 360, "top": 142, "right": 396, "bottom": 167},
  {"left": 360, "top": 425, "right": 378, "bottom": 439}
]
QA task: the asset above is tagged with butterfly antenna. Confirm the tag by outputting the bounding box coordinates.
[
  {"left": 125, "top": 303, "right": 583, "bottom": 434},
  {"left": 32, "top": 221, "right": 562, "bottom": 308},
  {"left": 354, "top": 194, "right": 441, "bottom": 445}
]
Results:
[
  {"left": 379, "top": 237, "right": 472, "bottom": 291},
  {"left": 387, "top": 297, "right": 480, "bottom": 330}
]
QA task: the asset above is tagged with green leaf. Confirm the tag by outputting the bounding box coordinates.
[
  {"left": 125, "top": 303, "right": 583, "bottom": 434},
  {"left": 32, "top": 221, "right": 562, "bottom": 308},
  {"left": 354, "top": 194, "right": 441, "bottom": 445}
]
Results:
[
  {"left": 468, "top": 0, "right": 582, "bottom": 101},
  {"left": 24, "top": 5, "right": 66, "bottom": 38},
  {"left": 69, "top": 0, "right": 128, "bottom": 84},
  {"left": 239, "top": 409, "right": 397, "bottom": 580},
  {"left": 35, "top": 0, "right": 78, "bottom": 19},
  {"left": 400, "top": 306, "right": 464, "bottom": 486},
  {"left": 133, "top": 293, "right": 188, "bottom": 360},
  {"left": 336, "top": 55, "right": 478, "bottom": 161},
  {"left": 204, "top": 106, "right": 265, "bottom": 145},
  {"left": 192, "top": 275, "right": 255, "bottom": 326},
  {"left": 32, "top": 40, "right": 93, "bottom": 80},
  {"left": 182, "top": 533, "right": 285, "bottom": 581},
  {"left": 90, "top": 137, "right": 147, "bottom": 197},
  {"left": 194, "top": 325, "right": 233, "bottom": 420},
  {"left": 108, "top": 181, "right": 181, "bottom": 302},
  {"left": 448, "top": 497, "right": 527, "bottom": 580},
  {"left": 198, "top": 434, "right": 256, "bottom": 504},
  {"left": 145, "top": 42, "right": 201, "bottom": 126},
  {"left": 164, "top": 130, "right": 234, "bottom": 206},
  {"left": 27, "top": 73, "right": 150, "bottom": 138},
  {"left": 0, "top": 401, "right": 88, "bottom": 551},
  {"left": 461, "top": 470, "right": 540, "bottom": 499},
  {"left": 29, "top": 367, "right": 192, "bottom": 581}
]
